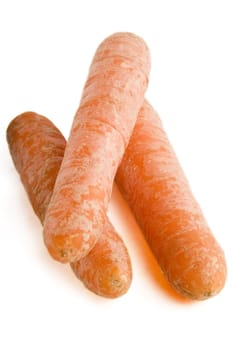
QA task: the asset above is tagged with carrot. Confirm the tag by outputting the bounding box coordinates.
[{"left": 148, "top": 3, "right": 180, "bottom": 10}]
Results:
[
  {"left": 43, "top": 32, "right": 150, "bottom": 263},
  {"left": 7, "top": 112, "right": 132, "bottom": 298},
  {"left": 116, "top": 100, "right": 227, "bottom": 300},
  {"left": 71, "top": 222, "right": 132, "bottom": 298}
]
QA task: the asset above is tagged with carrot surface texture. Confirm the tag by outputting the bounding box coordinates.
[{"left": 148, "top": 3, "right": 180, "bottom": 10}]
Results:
[
  {"left": 116, "top": 100, "right": 227, "bottom": 300},
  {"left": 7, "top": 112, "right": 132, "bottom": 298},
  {"left": 43, "top": 32, "right": 150, "bottom": 263}
]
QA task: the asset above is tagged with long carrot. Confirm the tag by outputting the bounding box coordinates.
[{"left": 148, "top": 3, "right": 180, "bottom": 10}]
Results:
[
  {"left": 43, "top": 32, "right": 150, "bottom": 263},
  {"left": 7, "top": 112, "right": 132, "bottom": 298},
  {"left": 116, "top": 100, "right": 227, "bottom": 300}
]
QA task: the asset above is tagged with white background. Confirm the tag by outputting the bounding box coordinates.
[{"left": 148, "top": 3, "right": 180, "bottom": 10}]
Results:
[{"left": 1, "top": 1, "right": 232, "bottom": 349}]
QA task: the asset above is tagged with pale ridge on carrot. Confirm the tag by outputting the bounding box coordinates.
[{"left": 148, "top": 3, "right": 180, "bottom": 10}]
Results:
[
  {"left": 7, "top": 112, "right": 132, "bottom": 298},
  {"left": 43, "top": 32, "right": 150, "bottom": 263},
  {"left": 116, "top": 100, "right": 227, "bottom": 300}
]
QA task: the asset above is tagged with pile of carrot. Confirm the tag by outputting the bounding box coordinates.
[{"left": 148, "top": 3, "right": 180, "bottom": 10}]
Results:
[{"left": 6, "top": 32, "right": 227, "bottom": 300}]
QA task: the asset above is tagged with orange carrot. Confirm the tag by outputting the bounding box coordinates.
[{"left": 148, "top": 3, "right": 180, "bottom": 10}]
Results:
[
  {"left": 71, "top": 224, "right": 132, "bottom": 298},
  {"left": 43, "top": 32, "right": 150, "bottom": 263},
  {"left": 7, "top": 112, "right": 132, "bottom": 298},
  {"left": 116, "top": 100, "right": 227, "bottom": 300}
]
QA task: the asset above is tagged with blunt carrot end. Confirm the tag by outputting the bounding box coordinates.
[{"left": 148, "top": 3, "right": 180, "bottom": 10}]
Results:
[
  {"left": 167, "top": 243, "right": 227, "bottom": 300},
  {"left": 44, "top": 225, "right": 101, "bottom": 263},
  {"left": 71, "top": 223, "right": 133, "bottom": 298},
  {"left": 171, "top": 242, "right": 227, "bottom": 300}
]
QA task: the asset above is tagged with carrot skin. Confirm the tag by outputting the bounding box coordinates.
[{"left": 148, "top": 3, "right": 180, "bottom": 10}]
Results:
[
  {"left": 116, "top": 100, "right": 227, "bottom": 300},
  {"left": 71, "top": 220, "right": 132, "bottom": 298},
  {"left": 7, "top": 112, "right": 132, "bottom": 298},
  {"left": 43, "top": 32, "right": 150, "bottom": 263},
  {"left": 7, "top": 112, "right": 66, "bottom": 224}
]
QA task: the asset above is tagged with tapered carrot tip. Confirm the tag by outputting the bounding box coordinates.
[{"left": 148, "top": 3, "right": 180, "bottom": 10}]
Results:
[{"left": 71, "top": 225, "right": 133, "bottom": 298}]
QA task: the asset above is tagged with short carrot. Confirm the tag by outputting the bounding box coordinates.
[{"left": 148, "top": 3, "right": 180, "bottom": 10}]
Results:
[
  {"left": 116, "top": 100, "right": 227, "bottom": 300},
  {"left": 43, "top": 32, "right": 150, "bottom": 263},
  {"left": 7, "top": 112, "right": 132, "bottom": 298}
]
